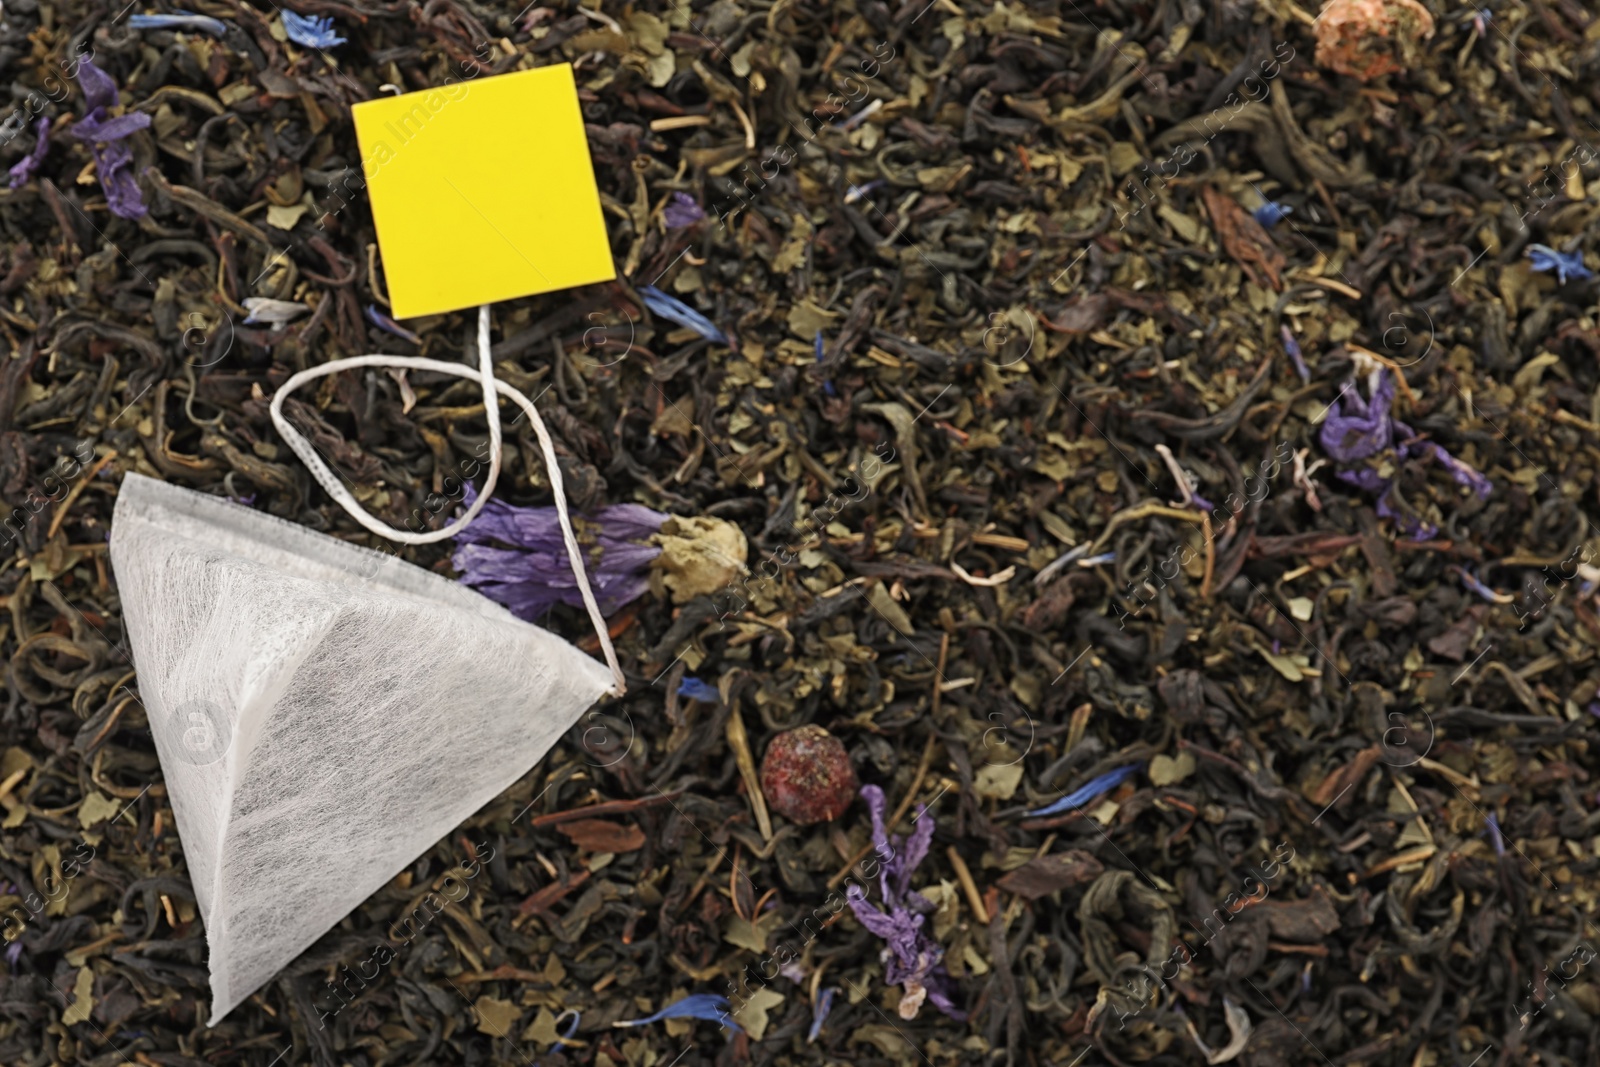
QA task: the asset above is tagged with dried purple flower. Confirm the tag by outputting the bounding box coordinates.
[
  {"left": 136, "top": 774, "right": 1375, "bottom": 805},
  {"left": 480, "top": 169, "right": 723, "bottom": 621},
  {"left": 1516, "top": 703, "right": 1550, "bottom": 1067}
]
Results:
[
  {"left": 452, "top": 483, "right": 666, "bottom": 621},
  {"left": 846, "top": 784, "right": 965, "bottom": 1020},
  {"left": 7, "top": 118, "right": 50, "bottom": 190},
  {"left": 1319, "top": 368, "right": 1492, "bottom": 534},
  {"left": 1319, "top": 370, "right": 1396, "bottom": 463},
  {"left": 662, "top": 192, "right": 704, "bottom": 229},
  {"left": 72, "top": 58, "right": 152, "bottom": 219},
  {"left": 4, "top": 941, "right": 20, "bottom": 969},
  {"left": 1414, "top": 441, "right": 1492, "bottom": 499}
]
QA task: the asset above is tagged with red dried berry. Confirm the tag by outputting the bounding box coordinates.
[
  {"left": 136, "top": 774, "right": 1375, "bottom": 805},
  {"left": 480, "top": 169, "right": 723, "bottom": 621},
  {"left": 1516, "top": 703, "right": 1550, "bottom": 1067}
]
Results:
[{"left": 759, "top": 725, "right": 858, "bottom": 825}]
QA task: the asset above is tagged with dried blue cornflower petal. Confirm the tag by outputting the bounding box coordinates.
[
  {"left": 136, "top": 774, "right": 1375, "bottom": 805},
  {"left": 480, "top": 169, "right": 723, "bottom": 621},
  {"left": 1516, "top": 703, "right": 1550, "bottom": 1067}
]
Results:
[
  {"left": 72, "top": 58, "right": 151, "bottom": 219},
  {"left": 453, "top": 483, "right": 666, "bottom": 621},
  {"left": 663, "top": 191, "right": 704, "bottom": 229},
  {"left": 615, "top": 993, "right": 741, "bottom": 1032},
  {"left": 1078, "top": 551, "right": 1116, "bottom": 567},
  {"left": 816, "top": 329, "right": 838, "bottom": 397},
  {"left": 365, "top": 304, "right": 422, "bottom": 344},
  {"left": 676, "top": 676, "right": 720, "bottom": 703},
  {"left": 1253, "top": 201, "right": 1293, "bottom": 227},
  {"left": 845, "top": 179, "right": 885, "bottom": 204},
  {"left": 807, "top": 987, "right": 837, "bottom": 1043},
  {"left": 551, "top": 1009, "right": 581, "bottom": 1050},
  {"left": 1526, "top": 243, "right": 1593, "bottom": 285},
  {"left": 638, "top": 285, "right": 728, "bottom": 344},
  {"left": 128, "top": 11, "right": 228, "bottom": 35},
  {"left": 846, "top": 784, "right": 966, "bottom": 1020},
  {"left": 1025, "top": 762, "right": 1143, "bottom": 817},
  {"left": 1457, "top": 567, "right": 1512, "bottom": 604},
  {"left": 7, "top": 117, "right": 49, "bottom": 190},
  {"left": 282, "top": 10, "right": 346, "bottom": 48},
  {"left": 1281, "top": 324, "right": 1310, "bottom": 382},
  {"left": 1485, "top": 812, "right": 1505, "bottom": 856},
  {"left": 4, "top": 941, "right": 20, "bottom": 969}
]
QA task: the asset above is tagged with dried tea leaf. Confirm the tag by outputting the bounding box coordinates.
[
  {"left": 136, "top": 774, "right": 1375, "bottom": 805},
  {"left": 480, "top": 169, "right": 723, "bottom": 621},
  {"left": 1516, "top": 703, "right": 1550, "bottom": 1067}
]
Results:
[
  {"left": 996, "top": 851, "right": 1105, "bottom": 899},
  {"left": 62, "top": 966, "right": 94, "bottom": 1025},
  {"left": 653, "top": 516, "right": 748, "bottom": 602},
  {"left": 474, "top": 996, "right": 520, "bottom": 1037},
  {"left": 865, "top": 582, "right": 914, "bottom": 636},
  {"left": 556, "top": 819, "right": 645, "bottom": 852},
  {"left": 77, "top": 791, "right": 124, "bottom": 828},
  {"left": 723, "top": 912, "right": 773, "bottom": 953},
  {"left": 1148, "top": 752, "right": 1196, "bottom": 786},
  {"left": 974, "top": 761, "right": 1024, "bottom": 800},
  {"left": 740, "top": 987, "right": 785, "bottom": 1041}
]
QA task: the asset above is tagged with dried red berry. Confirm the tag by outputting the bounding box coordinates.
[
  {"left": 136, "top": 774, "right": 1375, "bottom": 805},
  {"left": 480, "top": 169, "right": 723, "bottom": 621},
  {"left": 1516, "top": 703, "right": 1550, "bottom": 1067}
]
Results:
[{"left": 759, "top": 725, "right": 857, "bottom": 825}]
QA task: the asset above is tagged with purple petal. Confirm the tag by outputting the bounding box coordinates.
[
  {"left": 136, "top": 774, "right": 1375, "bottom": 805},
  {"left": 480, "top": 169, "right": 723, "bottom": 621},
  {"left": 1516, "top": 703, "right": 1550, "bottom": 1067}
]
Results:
[
  {"left": 894, "top": 807, "right": 935, "bottom": 902},
  {"left": 1336, "top": 466, "right": 1389, "bottom": 494},
  {"left": 596, "top": 503, "right": 673, "bottom": 541},
  {"left": 75, "top": 111, "right": 153, "bottom": 142},
  {"left": 451, "top": 484, "right": 665, "bottom": 618},
  {"left": 7, "top": 117, "right": 50, "bottom": 190},
  {"left": 1419, "top": 442, "right": 1492, "bottom": 499},
  {"left": 846, "top": 884, "right": 902, "bottom": 939},
  {"left": 923, "top": 974, "right": 968, "bottom": 1021},
  {"left": 91, "top": 140, "right": 148, "bottom": 219},
  {"left": 1319, "top": 371, "right": 1395, "bottom": 463},
  {"left": 75, "top": 56, "right": 120, "bottom": 112},
  {"left": 663, "top": 191, "right": 704, "bottom": 229}
]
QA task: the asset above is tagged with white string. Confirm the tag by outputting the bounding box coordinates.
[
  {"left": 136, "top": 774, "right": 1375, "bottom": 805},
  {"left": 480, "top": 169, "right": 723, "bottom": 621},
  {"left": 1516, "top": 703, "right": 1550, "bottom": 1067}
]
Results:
[{"left": 268, "top": 305, "right": 626, "bottom": 695}]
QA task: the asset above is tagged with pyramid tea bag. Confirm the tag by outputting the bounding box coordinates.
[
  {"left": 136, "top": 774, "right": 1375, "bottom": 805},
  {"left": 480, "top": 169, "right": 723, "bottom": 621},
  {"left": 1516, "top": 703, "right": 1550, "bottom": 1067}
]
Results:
[{"left": 110, "top": 308, "right": 626, "bottom": 1023}]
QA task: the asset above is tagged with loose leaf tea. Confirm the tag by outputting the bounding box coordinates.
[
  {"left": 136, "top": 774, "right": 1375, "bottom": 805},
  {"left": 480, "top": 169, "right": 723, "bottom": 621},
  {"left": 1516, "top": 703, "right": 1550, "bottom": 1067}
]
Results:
[{"left": 1, "top": 0, "right": 1597, "bottom": 1065}]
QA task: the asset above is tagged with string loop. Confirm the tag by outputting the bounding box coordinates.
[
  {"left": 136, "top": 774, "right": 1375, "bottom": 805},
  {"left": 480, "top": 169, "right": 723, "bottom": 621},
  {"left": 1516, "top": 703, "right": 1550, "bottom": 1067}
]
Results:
[{"left": 269, "top": 305, "right": 626, "bottom": 695}]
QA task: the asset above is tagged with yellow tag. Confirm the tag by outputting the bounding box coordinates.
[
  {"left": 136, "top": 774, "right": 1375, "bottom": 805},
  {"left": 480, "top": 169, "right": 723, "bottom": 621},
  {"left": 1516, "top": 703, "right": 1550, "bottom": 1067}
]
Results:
[{"left": 352, "top": 64, "right": 615, "bottom": 319}]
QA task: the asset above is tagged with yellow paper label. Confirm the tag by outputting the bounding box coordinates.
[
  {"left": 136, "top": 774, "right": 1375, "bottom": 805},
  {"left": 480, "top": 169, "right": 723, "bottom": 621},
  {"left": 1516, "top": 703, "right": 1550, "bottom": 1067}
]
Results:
[{"left": 352, "top": 64, "right": 615, "bottom": 319}]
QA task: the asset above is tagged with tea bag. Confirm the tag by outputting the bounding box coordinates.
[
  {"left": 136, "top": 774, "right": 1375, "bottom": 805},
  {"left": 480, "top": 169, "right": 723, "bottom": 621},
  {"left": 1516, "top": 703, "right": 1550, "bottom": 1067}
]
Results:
[{"left": 110, "top": 308, "right": 625, "bottom": 1023}]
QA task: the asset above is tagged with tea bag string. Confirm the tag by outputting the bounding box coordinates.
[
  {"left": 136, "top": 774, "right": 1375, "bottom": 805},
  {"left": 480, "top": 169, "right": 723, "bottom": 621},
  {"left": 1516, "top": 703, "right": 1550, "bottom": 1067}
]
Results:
[{"left": 268, "top": 305, "right": 626, "bottom": 696}]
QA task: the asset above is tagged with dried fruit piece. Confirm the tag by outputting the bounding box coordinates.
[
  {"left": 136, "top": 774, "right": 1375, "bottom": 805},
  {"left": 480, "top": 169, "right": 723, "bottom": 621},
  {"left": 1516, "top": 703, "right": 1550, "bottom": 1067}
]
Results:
[
  {"left": 1314, "top": 0, "right": 1435, "bottom": 82},
  {"left": 759, "top": 726, "right": 857, "bottom": 825}
]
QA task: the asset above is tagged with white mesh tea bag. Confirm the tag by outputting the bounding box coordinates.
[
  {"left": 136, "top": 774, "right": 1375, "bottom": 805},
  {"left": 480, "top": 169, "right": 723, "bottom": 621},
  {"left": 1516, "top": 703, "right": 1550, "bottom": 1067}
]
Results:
[{"left": 109, "top": 307, "right": 625, "bottom": 1024}]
